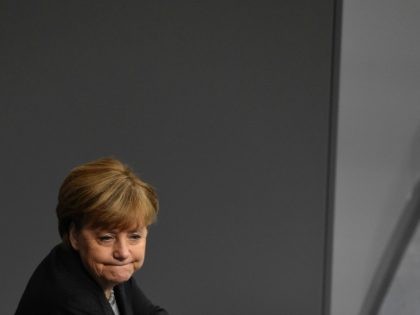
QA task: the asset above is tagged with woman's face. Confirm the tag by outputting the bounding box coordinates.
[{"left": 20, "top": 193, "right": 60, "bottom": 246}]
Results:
[{"left": 70, "top": 225, "right": 147, "bottom": 290}]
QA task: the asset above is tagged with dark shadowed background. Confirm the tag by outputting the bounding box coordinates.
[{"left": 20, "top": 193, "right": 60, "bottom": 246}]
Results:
[{"left": 0, "top": 1, "right": 339, "bottom": 314}]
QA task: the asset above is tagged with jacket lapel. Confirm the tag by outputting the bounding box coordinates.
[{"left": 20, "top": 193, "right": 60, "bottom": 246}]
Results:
[{"left": 115, "top": 285, "right": 132, "bottom": 315}]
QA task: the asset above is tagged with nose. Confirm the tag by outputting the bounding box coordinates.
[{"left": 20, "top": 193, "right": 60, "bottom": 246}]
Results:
[{"left": 113, "top": 239, "right": 130, "bottom": 261}]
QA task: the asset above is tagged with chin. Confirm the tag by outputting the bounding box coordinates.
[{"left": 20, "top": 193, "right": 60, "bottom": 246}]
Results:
[
  {"left": 112, "top": 275, "right": 132, "bottom": 284},
  {"left": 103, "top": 266, "right": 135, "bottom": 283}
]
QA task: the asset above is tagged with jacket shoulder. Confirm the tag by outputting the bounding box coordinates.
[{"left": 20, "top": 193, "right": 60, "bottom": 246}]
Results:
[{"left": 15, "top": 244, "right": 112, "bottom": 315}]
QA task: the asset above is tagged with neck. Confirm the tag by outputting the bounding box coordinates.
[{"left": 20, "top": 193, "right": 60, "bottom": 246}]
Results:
[{"left": 104, "top": 288, "right": 113, "bottom": 300}]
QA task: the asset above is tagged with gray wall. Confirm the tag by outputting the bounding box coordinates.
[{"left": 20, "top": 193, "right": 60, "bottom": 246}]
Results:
[
  {"left": 331, "top": 0, "right": 420, "bottom": 314},
  {"left": 1, "top": 1, "right": 338, "bottom": 314},
  {"left": 379, "top": 221, "right": 420, "bottom": 314}
]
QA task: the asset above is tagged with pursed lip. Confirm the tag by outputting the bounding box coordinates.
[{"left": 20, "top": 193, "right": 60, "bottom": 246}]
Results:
[{"left": 105, "top": 262, "right": 134, "bottom": 267}]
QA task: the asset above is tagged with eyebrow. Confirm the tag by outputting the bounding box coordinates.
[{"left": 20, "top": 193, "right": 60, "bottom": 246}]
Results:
[
  {"left": 128, "top": 227, "right": 147, "bottom": 233},
  {"left": 94, "top": 226, "right": 146, "bottom": 234}
]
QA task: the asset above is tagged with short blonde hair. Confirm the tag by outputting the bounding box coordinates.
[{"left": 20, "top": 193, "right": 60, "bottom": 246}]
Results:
[{"left": 56, "top": 157, "right": 158, "bottom": 245}]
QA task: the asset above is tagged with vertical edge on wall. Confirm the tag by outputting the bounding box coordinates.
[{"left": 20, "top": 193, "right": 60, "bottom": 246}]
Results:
[{"left": 322, "top": 0, "right": 343, "bottom": 314}]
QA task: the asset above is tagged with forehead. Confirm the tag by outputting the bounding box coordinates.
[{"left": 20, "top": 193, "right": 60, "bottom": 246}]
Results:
[
  {"left": 80, "top": 225, "right": 147, "bottom": 239},
  {"left": 88, "top": 222, "right": 146, "bottom": 232},
  {"left": 83, "top": 212, "right": 145, "bottom": 230}
]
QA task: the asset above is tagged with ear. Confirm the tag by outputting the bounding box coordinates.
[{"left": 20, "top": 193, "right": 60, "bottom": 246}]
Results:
[{"left": 69, "top": 224, "right": 80, "bottom": 251}]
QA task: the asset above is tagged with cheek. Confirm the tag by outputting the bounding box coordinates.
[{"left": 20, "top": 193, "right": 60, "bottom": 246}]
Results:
[
  {"left": 132, "top": 261, "right": 142, "bottom": 270},
  {"left": 132, "top": 244, "right": 146, "bottom": 265},
  {"left": 80, "top": 246, "right": 111, "bottom": 270}
]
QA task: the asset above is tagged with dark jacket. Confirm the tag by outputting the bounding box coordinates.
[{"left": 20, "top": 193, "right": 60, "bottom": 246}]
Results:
[{"left": 15, "top": 243, "right": 168, "bottom": 315}]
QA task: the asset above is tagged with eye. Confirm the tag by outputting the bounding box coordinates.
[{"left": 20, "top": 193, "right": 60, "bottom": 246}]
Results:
[
  {"left": 128, "top": 233, "right": 142, "bottom": 241},
  {"left": 98, "top": 234, "right": 115, "bottom": 243}
]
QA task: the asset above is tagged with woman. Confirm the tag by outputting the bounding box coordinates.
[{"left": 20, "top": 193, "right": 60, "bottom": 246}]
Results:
[{"left": 16, "top": 158, "right": 168, "bottom": 315}]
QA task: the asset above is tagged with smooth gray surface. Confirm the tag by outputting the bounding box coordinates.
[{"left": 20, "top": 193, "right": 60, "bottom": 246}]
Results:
[
  {"left": 331, "top": 0, "right": 420, "bottom": 314},
  {"left": 1, "top": 1, "right": 337, "bottom": 314},
  {"left": 380, "top": 212, "right": 420, "bottom": 315}
]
